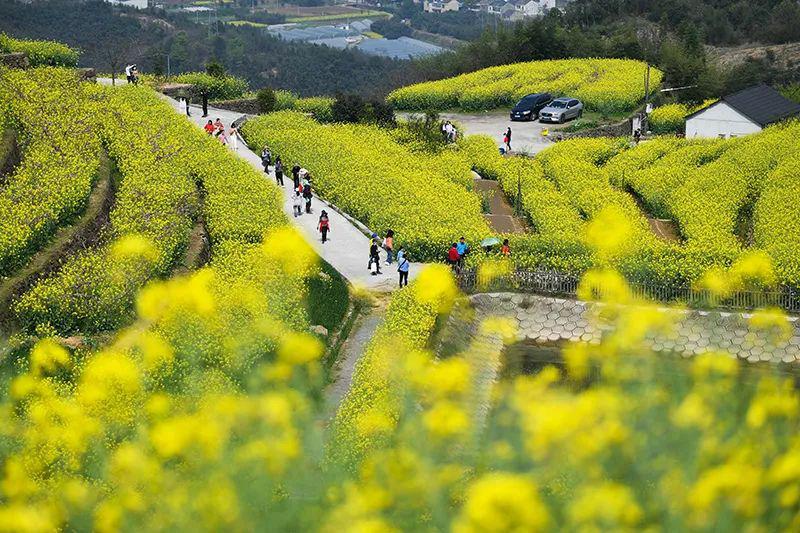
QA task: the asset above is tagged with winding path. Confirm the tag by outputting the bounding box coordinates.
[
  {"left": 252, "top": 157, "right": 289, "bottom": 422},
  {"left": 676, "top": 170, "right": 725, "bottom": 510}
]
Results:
[
  {"left": 100, "top": 78, "right": 422, "bottom": 291},
  {"left": 183, "top": 102, "right": 425, "bottom": 291}
]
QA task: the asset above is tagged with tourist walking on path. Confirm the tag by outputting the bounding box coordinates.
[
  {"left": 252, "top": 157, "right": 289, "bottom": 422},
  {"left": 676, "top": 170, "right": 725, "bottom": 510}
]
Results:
[
  {"left": 384, "top": 229, "right": 395, "bottom": 265},
  {"left": 229, "top": 125, "right": 239, "bottom": 150},
  {"left": 503, "top": 127, "right": 512, "bottom": 152},
  {"left": 398, "top": 253, "right": 410, "bottom": 287},
  {"left": 293, "top": 191, "right": 303, "bottom": 217},
  {"left": 261, "top": 146, "right": 271, "bottom": 173},
  {"left": 369, "top": 237, "right": 382, "bottom": 275},
  {"left": 274, "top": 156, "right": 284, "bottom": 186},
  {"left": 303, "top": 180, "right": 313, "bottom": 214},
  {"left": 318, "top": 210, "right": 330, "bottom": 243},
  {"left": 201, "top": 92, "right": 209, "bottom": 118},
  {"left": 214, "top": 118, "right": 225, "bottom": 138},
  {"left": 204, "top": 120, "right": 215, "bottom": 135},
  {"left": 180, "top": 97, "right": 191, "bottom": 117},
  {"left": 291, "top": 164, "right": 301, "bottom": 188}
]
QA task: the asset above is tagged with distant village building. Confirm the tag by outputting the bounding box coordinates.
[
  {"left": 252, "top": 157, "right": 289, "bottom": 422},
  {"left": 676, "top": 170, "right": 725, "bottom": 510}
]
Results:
[
  {"left": 423, "top": 0, "right": 461, "bottom": 13},
  {"left": 685, "top": 84, "right": 800, "bottom": 139},
  {"left": 480, "top": 0, "right": 565, "bottom": 18},
  {"left": 514, "top": 0, "right": 558, "bottom": 17}
]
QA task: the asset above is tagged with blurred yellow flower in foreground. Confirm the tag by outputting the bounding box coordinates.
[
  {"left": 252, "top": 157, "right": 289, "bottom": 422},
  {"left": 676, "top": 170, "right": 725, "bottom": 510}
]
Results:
[{"left": 453, "top": 473, "right": 549, "bottom": 533}]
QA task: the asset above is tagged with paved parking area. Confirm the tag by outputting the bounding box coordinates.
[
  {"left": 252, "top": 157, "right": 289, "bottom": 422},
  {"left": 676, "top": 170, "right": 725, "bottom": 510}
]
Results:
[{"left": 401, "top": 110, "right": 569, "bottom": 155}]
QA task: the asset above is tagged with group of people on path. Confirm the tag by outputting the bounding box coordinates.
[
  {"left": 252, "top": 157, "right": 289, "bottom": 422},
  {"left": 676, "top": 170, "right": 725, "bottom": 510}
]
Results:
[
  {"left": 211, "top": 124, "right": 511, "bottom": 290},
  {"left": 124, "top": 64, "right": 139, "bottom": 84},
  {"left": 447, "top": 237, "right": 510, "bottom": 274},
  {"left": 261, "top": 144, "right": 411, "bottom": 286},
  {"left": 204, "top": 118, "right": 239, "bottom": 149},
  {"left": 368, "top": 230, "right": 410, "bottom": 287},
  {"left": 441, "top": 120, "right": 458, "bottom": 143}
]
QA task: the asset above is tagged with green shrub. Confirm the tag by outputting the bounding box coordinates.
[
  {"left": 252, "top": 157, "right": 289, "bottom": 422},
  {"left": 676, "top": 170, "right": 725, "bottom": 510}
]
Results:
[
  {"left": 294, "top": 96, "right": 335, "bottom": 123},
  {"left": 173, "top": 72, "right": 248, "bottom": 101},
  {"left": 256, "top": 87, "right": 277, "bottom": 114}
]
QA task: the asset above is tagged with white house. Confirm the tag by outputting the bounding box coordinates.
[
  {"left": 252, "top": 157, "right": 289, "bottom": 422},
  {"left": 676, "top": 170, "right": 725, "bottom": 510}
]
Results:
[
  {"left": 423, "top": 0, "right": 461, "bottom": 12},
  {"left": 517, "top": 0, "right": 558, "bottom": 16},
  {"left": 685, "top": 85, "right": 800, "bottom": 139}
]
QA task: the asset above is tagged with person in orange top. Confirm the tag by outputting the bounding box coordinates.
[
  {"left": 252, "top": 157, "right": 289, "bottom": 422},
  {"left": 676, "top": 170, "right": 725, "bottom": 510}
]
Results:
[
  {"left": 384, "top": 229, "right": 395, "bottom": 265},
  {"left": 501, "top": 238, "right": 511, "bottom": 256}
]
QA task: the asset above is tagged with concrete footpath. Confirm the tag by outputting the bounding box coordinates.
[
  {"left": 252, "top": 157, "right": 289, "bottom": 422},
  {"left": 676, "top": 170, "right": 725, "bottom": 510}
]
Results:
[
  {"left": 191, "top": 103, "right": 423, "bottom": 291},
  {"left": 99, "top": 78, "right": 422, "bottom": 291}
]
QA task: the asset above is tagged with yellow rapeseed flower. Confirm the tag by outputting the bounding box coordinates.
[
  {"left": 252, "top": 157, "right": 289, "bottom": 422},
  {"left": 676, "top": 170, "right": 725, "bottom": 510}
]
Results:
[
  {"left": 453, "top": 472, "right": 549, "bottom": 533},
  {"left": 29, "top": 338, "right": 70, "bottom": 376}
]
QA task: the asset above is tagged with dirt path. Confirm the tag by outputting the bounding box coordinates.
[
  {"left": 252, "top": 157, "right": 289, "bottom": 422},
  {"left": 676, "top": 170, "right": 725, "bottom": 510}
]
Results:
[
  {"left": 0, "top": 128, "right": 20, "bottom": 182},
  {"left": 0, "top": 151, "right": 117, "bottom": 331},
  {"left": 472, "top": 172, "right": 528, "bottom": 234},
  {"left": 325, "top": 305, "right": 385, "bottom": 415},
  {"left": 626, "top": 187, "right": 681, "bottom": 243},
  {"left": 174, "top": 184, "right": 210, "bottom": 275}
]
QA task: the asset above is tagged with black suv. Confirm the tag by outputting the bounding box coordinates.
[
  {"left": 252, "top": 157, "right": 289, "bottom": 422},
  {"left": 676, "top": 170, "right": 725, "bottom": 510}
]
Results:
[{"left": 510, "top": 93, "right": 552, "bottom": 121}]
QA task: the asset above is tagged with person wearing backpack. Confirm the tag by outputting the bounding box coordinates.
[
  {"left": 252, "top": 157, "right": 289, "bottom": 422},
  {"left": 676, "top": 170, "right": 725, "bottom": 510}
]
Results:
[
  {"left": 368, "top": 238, "right": 382, "bottom": 275},
  {"left": 318, "top": 210, "right": 330, "bottom": 243},
  {"left": 398, "top": 253, "right": 410, "bottom": 287}
]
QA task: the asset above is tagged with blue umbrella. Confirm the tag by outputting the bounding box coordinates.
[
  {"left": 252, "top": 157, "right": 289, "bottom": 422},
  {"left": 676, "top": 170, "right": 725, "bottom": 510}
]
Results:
[{"left": 481, "top": 237, "right": 501, "bottom": 247}]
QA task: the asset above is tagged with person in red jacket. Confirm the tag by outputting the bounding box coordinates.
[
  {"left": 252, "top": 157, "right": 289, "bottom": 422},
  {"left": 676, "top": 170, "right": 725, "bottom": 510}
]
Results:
[
  {"left": 204, "top": 120, "right": 215, "bottom": 135},
  {"left": 318, "top": 210, "right": 330, "bottom": 243},
  {"left": 447, "top": 243, "right": 461, "bottom": 273}
]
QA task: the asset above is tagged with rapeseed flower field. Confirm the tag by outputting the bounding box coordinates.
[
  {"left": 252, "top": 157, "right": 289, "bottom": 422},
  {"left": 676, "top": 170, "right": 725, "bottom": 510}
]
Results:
[
  {"left": 388, "top": 58, "right": 661, "bottom": 113},
  {"left": 1, "top": 44, "right": 799, "bottom": 532}
]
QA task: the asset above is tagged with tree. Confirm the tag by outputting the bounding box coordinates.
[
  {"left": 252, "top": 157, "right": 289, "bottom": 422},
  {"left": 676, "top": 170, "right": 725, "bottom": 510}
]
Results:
[
  {"left": 368, "top": 100, "right": 396, "bottom": 127},
  {"left": 206, "top": 59, "right": 226, "bottom": 78},
  {"left": 331, "top": 93, "right": 367, "bottom": 124},
  {"left": 95, "top": 27, "right": 140, "bottom": 85},
  {"left": 765, "top": 0, "right": 800, "bottom": 43},
  {"left": 256, "top": 87, "right": 276, "bottom": 113}
]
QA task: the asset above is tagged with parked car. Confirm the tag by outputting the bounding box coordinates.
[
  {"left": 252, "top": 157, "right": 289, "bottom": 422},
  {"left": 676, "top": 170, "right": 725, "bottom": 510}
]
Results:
[
  {"left": 510, "top": 93, "right": 552, "bottom": 121},
  {"left": 539, "top": 98, "right": 584, "bottom": 123}
]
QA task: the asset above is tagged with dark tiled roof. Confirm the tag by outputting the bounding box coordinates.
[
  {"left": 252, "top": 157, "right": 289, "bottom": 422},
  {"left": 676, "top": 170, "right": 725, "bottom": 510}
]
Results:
[{"left": 689, "top": 84, "right": 800, "bottom": 127}]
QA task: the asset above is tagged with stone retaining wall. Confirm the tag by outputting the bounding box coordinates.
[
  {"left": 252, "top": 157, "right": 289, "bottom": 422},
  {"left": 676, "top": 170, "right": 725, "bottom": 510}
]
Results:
[
  {"left": 212, "top": 98, "right": 260, "bottom": 115},
  {"left": 559, "top": 117, "right": 632, "bottom": 140},
  {"left": 0, "top": 52, "right": 29, "bottom": 69},
  {"left": 470, "top": 293, "right": 800, "bottom": 364}
]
